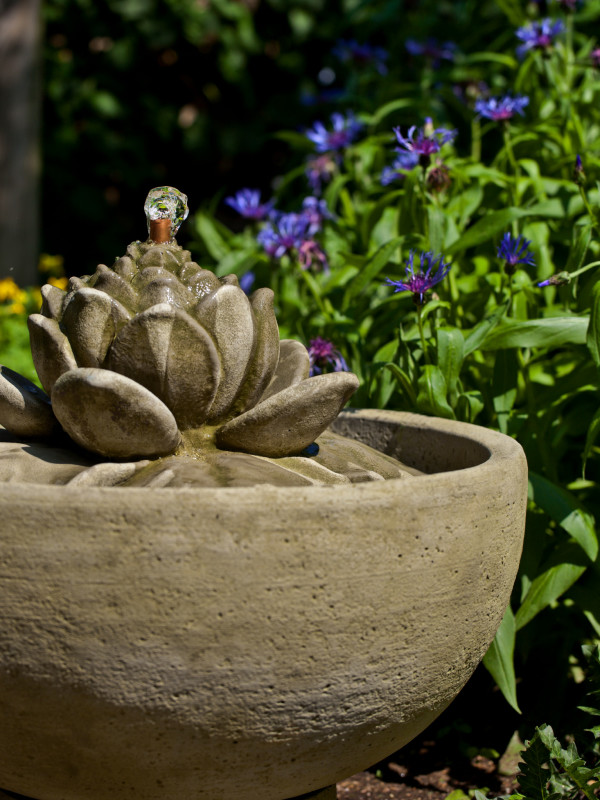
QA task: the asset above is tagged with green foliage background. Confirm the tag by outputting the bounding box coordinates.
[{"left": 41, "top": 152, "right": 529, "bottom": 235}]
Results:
[{"left": 0, "top": 0, "right": 599, "bottom": 767}]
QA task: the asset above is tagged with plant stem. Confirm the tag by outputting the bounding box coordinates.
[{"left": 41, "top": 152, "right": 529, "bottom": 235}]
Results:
[
  {"left": 470, "top": 116, "right": 481, "bottom": 163},
  {"left": 416, "top": 303, "right": 430, "bottom": 365},
  {"left": 502, "top": 123, "right": 520, "bottom": 218},
  {"left": 579, "top": 187, "right": 600, "bottom": 235},
  {"left": 297, "top": 264, "right": 330, "bottom": 320}
]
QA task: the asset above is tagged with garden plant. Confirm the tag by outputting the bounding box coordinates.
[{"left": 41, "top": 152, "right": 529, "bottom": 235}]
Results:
[
  {"left": 3, "top": 0, "right": 600, "bottom": 784},
  {"left": 187, "top": 0, "right": 600, "bottom": 722}
]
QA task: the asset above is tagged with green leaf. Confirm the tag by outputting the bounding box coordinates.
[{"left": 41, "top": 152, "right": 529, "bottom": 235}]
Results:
[
  {"left": 446, "top": 208, "right": 528, "bottom": 255},
  {"left": 383, "top": 363, "right": 417, "bottom": 405},
  {"left": 416, "top": 365, "right": 455, "bottom": 419},
  {"left": 493, "top": 349, "right": 519, "bottom": 434},
  {"left": 518, "top": 728, "right": 552, "bottom": 800},
  {"left": 345, "top": 236, "right": 403, "bottom": 301},
  {"left": 461, "top": 51, "right": 519, "bottom": 69},
  {"left": 195, "top": 212, "right": 231, "bottom": 261},
  {"left": 463, "top": 304, "right": 509, "bottom": 356},
  {"left": 483, "top": 317, "right": 588, "bottom": 350},
  {"left": 437, "top": 327, "right": 464, "bottom": 404},
  {"left": 529, "top": 472, "right": 598, "bottom": 561},
  {"left": 427, "top": 206, "right": 446, "bottom": 254},
  {"left": 583, "top": 408, "right": 600, "bottom": 478},
  {"left": 587, "top": 281, "right": 600, "bottom": 369},
  {"left": 456, "top": 391, "right": 485, "bottom": 423},
  {"left": 566, "top": 225, "right": 593, "bottom": 273},
  {"left": 368, "top": 98, "right": 415, "bottom": 126},
  {"left": 515, "top": 545, "right": 588, "bottom": 630},
  {"left": 537, "top": 726, "right": 600, "bottom": 800},
  {"left": 482, "top": 606, "right": 521, "bottom": 713}
]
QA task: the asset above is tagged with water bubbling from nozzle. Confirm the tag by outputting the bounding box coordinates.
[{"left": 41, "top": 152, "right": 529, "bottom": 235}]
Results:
[{"left": 144, "top": 186, "right": 189, "bottom": 242}]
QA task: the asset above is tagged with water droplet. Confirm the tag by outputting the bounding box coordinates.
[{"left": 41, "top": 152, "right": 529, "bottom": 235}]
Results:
[{"left": 144, "top": 186, "right": 189, "bottom": 239}]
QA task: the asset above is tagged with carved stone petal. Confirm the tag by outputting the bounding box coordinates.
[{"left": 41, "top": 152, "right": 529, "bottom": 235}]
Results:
[
  {"left": 260, "top": 339, "right": 310, "bottom": 402},
  {"left": 61, "top": 287, "right": 131, "bottom": 368},
  {"left": 138, "top": 244, "right": 182, "bottom": 272},
  {"left": 0, "top": 365, "right": 56, "bottom": 437},
  {"left": 113, "top": 255, "right": 136, "bottom": 281},
  {"left": 181, "top": 267, "right": 221, "bottom": 300},
  {"left": 219, "top": 274, "right": 239, "bottom": 287},
  {"left": 40, "top": 284, "right": 66, "bottom": 321},
  {"left": 232, "top": 288, "right": 280, "bottom": 415},
  {"left": 138, "top": 277, "right": 193, "bottom": 312},
  {"left": 51, "top": 368, "right": 180, "bottom": 458},
  {"left": 66, "top": 460, "right": 150, "bottom": 487},
  {"left": 216, "top": 372, "right": 360, "bottom": 457},
  {"left": 195, "top": 285, "right": 255, "bottom": 422},
  {"left": 28, "top": 314, "right": 77, "bottom": 394},
  {"left": 91, "top": 269, "right": 137, "bottom": 310},
  {"left": 107, "top": 303, "right": 221, "bottom": 429}
]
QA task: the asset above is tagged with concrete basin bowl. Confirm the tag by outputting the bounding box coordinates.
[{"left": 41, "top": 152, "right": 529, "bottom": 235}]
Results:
[{"left": 0, "top": 409, "right": 527, "bottom": 800}]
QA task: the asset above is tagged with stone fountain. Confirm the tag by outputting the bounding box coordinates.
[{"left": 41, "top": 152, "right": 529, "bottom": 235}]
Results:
[{"left": 0, "top": 188, "right": 527, "bottom": 800}]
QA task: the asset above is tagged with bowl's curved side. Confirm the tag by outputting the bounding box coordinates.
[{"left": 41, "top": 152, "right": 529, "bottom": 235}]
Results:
[{"left": 0, "top": 411, "right": 527, "bottom": 800}]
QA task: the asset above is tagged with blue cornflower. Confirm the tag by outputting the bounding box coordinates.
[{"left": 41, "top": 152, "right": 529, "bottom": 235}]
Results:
[
  {"left": 305, "top": 153, "right": 337, "bottom": 194},
  {"left": 516, "top": 18, "right": 565, "bottom": 59},
  {"left": 393, "top": 120, "right": 457, "bottom": 166},
  {"left": 405, "top": 38, "right": 457, "bottom": 65},
  {"left": 385, "top": 250, "right": 451, "bottom": 305},
  {"left": 257, "top": 213, "right": 309, "bottom": 259},
  {"left": 333, "top": 39, "right": 389, "bottom": 75},
  {"left": 301, "top": 197, "right": 334, "bottom": 235},
  {"left": 474, "top": 94, "right": 530, "bottom": 122},
  {"left": 380, "top": 151, "right": 419, "bottom": 185},
  {"left": 298, "top": 240, "right": 329, "bottom": 272},
  {"left": 225, "top": 189, "right": 274, "bottom": 220},
  {"left": 305, "top": 112, "right": 363, "bottom": 153},
  {"left": 239, "top": 271, "right": 256, "bottom": 294},
  {"left": 308, "top": 337, "right": 349, "bottom": 376},
  {"left": 497, "top": 233, "right": 536, "bottom": 274}
]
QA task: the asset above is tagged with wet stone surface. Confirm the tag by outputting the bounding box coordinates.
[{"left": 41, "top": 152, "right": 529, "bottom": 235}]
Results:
[{"left": 0, "top": 427, "right": 419, "bottom": 488}]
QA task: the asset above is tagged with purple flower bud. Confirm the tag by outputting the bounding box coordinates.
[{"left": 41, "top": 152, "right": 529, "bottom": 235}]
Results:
[
  {"left": 497, "top": 233, "right": 536, "bottom": 275},
  {"left": 307, "top": 337, "right": 349, "bottom": 375},
  {"left": 305, "top": 112, "right": 363, "bottom": 153},
  {"left": 333, "top": 39, "right": 389, "bottom": 75},
  {"left": 516, "top": 18, "right": 565, "bottom": 59},
  {"left": 385, "top": 250, "right": 451, "bottom": 305},
  {"left": 393, "top": 123, "right": 457, "bottom": 168},
  {"left": 474, "top": 94, "right": 530, "bottom": 122},
  {"left": 225, "top": 189, "right": 274, "bottom": 220}
]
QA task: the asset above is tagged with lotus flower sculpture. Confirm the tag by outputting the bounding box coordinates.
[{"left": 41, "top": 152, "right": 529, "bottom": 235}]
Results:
[{"left": 0, "top": 187, "right": 359, "bottom": 464}]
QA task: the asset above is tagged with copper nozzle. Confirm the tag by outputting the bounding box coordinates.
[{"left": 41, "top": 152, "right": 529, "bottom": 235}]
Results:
[{"left": 150, "top": 218, "right": 172, "bottom": 243}]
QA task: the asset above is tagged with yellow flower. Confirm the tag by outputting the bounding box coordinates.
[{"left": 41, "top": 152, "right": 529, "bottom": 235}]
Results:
[
  {"left": 0, "top": 278, "right": 22, "bottom": 303},
  {"left": 9, "top": 302, "right": 26, "bottom": 315},
  {"left": 30, "top": 288, "right": 43, "bottom": 310},
  {"left": 39, "top": 253, "right": 65, "bottom": 277},
  {"left": 48, "top": 276, "right": 69, "bottom": 291}
]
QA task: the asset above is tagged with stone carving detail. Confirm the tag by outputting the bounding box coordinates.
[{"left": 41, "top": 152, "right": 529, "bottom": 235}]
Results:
[{"left": 0, "top": 187, "right": 374, "bottom": 482}]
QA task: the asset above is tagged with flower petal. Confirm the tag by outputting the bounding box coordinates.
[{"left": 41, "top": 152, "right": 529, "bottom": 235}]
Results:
[
  {"left": 194, "top": 285, "right": 255, "bottom": 422},
  {"left": 61, "top": 287, "right": 131, "bottom": 368},
  {"left": 216, "top": 372, "right": 359, "bottom": 457},
  {"left": 0, "top": 365, "right": 56, "bottom": 437},
  {"left": 260, "top": 339, "right": 310, "bottom": 401},
  {"left": 28, "top": 314, "right": 78, "bottom": 394},
  {"left": 107, "top": 303, "right": 221, "bottom": 429},
  {"left": 51, "top": 367, "right": 180, "bottom": 458}
]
